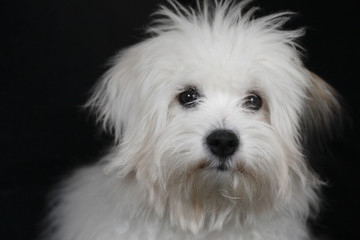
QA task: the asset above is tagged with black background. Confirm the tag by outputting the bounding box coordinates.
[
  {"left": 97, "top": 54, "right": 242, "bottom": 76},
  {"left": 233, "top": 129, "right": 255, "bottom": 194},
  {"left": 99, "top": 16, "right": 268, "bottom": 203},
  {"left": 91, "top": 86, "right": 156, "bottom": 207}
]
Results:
[{"left": 2, "top": 0, "right": 359, "bottom": 239}]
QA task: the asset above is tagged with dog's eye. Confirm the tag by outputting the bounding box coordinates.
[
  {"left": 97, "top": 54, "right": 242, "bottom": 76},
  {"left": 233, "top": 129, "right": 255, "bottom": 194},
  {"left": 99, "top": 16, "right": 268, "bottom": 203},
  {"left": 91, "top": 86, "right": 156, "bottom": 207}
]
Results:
[
  {"left": 242, "top": 94, "right": 262, "bottom": 111},
  {"left": 178, "top": 88, "right": 200, "bottom": 108}
]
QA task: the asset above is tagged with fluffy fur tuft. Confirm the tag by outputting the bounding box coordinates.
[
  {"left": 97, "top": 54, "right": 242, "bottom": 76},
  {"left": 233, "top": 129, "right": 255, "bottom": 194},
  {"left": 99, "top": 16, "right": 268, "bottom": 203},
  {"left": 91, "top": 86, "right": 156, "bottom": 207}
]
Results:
[{"left": 43, "top": 1, "right": 341, "bottom": 240}]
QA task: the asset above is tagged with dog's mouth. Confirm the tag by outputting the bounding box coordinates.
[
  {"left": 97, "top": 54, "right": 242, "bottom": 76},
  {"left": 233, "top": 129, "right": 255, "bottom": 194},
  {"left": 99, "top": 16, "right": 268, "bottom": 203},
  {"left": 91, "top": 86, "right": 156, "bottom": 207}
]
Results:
[
  {"left": 198, "top": 159, "right": 244, "bottom": 173},
  {"left": 216, "top": 163, "right": 228, "bottom": 171}
]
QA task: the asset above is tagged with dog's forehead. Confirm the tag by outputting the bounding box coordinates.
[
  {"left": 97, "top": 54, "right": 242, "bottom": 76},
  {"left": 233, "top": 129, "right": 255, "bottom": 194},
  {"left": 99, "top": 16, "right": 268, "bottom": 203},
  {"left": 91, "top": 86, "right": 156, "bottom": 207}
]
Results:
[
  {"left": 140, "top": 31, "right": 299, "bottom": 89},
  {"left": 174, "top": 70, "right": 253, "bottom": 95},
  {"left": 155, "top": 32, "right": 258, "bottom": 71},
  {"left": 124, "top": 21, "right": 307, "bottom": 103}
]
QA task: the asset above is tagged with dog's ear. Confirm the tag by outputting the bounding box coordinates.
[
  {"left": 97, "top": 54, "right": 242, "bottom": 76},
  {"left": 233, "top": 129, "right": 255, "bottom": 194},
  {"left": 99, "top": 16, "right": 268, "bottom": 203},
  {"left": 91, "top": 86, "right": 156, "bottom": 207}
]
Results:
[
  {"left": 301, "top": 70, "right": 343, "bottom": 154},
  {"left": 85, "top": 46, "right": 172, "bottom": 175},
  {"left": 84, "top": 49, "right": 141, "bottom": 142},
  {"left": 85, "top": 45, "right": 170, "bottom": 144}
]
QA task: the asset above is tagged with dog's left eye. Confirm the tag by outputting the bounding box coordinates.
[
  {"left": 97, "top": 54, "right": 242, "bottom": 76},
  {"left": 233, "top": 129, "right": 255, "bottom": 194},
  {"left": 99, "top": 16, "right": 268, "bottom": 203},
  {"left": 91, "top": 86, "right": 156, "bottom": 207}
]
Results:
[
  {"left": 242, "top": 94, "right": 262, "bottom": 111},
  {"left": 178, "top": 88, "right": 200, "bottom": 108}
]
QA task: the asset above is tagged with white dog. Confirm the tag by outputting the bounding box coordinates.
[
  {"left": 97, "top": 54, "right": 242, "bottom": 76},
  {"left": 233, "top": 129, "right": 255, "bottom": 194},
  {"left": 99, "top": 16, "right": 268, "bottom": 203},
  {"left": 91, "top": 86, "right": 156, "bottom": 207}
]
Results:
[{"left": 43, "top": 1, "right": 341, "bottom": 239}]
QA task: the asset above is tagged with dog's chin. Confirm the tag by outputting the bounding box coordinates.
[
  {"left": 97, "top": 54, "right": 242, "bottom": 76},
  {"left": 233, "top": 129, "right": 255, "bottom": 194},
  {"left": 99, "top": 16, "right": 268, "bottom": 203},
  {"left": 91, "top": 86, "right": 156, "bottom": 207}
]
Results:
[{"left": 147, "top": 157, "right": 285, "bottom": 234}]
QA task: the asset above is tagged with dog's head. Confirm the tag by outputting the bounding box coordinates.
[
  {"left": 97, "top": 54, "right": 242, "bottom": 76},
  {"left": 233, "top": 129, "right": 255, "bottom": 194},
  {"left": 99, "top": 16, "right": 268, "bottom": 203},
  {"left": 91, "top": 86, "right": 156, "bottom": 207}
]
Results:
[{"left": 87, "top": 0, "right": 341, "bottom": 233}]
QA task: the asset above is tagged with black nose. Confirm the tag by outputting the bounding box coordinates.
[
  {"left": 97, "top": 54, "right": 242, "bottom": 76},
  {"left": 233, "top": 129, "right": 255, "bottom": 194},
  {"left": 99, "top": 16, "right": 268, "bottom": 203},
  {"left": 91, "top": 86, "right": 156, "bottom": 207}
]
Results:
[{"left": 206, "top": 130, "right": 239, "bottom": 158}]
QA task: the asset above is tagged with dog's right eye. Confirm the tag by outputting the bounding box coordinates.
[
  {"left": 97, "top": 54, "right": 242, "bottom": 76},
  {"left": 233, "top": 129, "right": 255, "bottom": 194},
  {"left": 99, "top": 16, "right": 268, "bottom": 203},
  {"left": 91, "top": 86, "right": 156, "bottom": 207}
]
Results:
[
  {"left": 178, "top": 88, "right": 200, "bottom": 108},
  {"left": 242, "top": 93, "right": 262, "bottom": 111}
]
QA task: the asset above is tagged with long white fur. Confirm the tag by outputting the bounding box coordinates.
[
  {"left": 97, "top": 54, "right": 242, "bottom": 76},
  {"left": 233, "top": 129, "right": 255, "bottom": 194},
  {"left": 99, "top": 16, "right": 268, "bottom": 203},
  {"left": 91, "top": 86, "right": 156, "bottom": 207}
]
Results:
[{"left": 43, "top": 1, "right": 340, "bottom": 239}]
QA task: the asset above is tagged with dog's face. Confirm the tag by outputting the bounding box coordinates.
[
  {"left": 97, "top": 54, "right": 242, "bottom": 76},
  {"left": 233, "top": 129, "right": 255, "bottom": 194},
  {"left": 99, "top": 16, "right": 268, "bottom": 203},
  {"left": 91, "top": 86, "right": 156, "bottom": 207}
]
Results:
[{"left": 87, "top": 1, "right": 340, "bottom": 233}]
